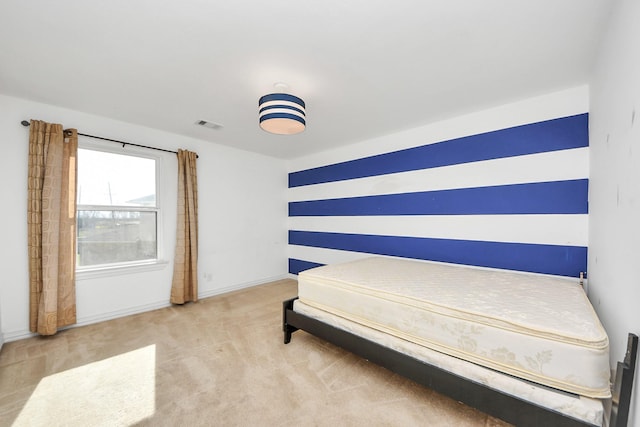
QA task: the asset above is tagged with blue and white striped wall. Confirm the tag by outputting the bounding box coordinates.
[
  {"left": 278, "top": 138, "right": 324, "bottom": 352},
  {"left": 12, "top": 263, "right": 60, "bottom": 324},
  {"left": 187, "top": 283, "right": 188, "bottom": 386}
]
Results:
[{"left": 288, "top": 111, "right": 589, "bottom": 278}]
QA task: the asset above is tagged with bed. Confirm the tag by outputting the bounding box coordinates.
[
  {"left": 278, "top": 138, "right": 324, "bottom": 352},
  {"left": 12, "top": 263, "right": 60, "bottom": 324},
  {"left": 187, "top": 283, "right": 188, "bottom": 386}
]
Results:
[{"left": 282, "top": 257, "right": 638, "bottom": 427}]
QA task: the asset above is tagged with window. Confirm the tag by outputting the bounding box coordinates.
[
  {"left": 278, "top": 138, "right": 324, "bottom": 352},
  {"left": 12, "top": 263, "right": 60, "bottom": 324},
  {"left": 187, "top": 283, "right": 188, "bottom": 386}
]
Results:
[{"left": 76, "top": 147, "right": 159, "bottom": 269}]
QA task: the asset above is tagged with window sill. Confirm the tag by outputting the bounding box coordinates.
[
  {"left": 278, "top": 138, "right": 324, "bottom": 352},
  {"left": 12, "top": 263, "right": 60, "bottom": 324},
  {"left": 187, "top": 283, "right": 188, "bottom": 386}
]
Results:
[{"left": 76, "top": 260, "right": 170, "bottom": 280}]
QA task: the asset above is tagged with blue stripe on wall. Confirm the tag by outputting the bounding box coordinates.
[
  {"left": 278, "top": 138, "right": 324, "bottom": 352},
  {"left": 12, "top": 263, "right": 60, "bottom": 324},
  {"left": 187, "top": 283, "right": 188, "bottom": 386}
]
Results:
[
  {"left": 289, "top": 231, "right": 587, "bottom": 277},
  {"left": 290, "top": 179, "right": 588, "bottom": 216},
  {"left": 289, "top": 258, "right": 324, "bottom": 275},
  {"left": 289, "top": 114, "right": 588, "bottom": 188}
]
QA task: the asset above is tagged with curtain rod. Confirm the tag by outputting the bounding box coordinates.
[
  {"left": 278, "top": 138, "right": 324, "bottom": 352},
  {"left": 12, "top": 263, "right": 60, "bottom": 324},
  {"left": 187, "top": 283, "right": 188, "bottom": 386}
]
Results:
[{"left": 20, "top": 120, "right": 197, "bottom": 157}]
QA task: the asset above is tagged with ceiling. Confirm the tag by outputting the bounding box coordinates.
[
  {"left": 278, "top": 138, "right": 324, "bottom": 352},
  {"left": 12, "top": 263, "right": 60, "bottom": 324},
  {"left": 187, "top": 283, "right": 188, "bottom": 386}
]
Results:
[{"left": 0, "top": 1, "right": 612, "bottom": 159}]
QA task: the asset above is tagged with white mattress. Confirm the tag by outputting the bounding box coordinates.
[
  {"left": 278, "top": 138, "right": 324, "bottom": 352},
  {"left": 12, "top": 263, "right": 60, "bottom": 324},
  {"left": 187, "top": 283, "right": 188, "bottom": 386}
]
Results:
[{"left": 297, "top": 257, "right": 611, "bottom": 399}]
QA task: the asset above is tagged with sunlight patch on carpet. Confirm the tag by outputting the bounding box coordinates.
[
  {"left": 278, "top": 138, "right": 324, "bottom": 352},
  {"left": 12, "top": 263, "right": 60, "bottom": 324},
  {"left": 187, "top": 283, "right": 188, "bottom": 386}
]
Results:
[{"left": 13, "top": 345, "right": 156, "bottom": 426}]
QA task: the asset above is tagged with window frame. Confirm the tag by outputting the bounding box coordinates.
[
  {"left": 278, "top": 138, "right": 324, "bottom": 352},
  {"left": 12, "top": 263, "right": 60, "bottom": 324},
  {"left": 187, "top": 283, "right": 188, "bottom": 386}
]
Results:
[{"left": 75, "top": 139, "right": 167, "bottom": 278}]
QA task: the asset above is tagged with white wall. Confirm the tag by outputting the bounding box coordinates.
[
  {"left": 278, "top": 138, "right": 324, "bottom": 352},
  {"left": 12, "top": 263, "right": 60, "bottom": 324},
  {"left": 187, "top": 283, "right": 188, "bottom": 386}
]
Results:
[
  {"left": 0, "top": 94, "right": 287, "bottom": 342},
  {"left": 0, "top": 292, "right": 3, "bottom": 351},
  {"left": 589, "top": 0, "right": 640, "bottom": 424},
  {"left": 291, "top": 86, "right": 589, "bottom": 173}
]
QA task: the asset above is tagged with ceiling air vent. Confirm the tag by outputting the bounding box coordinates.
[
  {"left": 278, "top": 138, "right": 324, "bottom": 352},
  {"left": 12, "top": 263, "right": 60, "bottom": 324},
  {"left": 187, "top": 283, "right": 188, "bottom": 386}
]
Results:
[{"left": 195, "top": 119, "right": 223, "bottom": 130}]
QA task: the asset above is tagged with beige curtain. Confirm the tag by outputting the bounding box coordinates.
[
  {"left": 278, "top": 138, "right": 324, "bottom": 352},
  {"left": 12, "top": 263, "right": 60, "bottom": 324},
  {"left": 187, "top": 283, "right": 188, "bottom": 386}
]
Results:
[
  {"left": 171, "top": 149, "right": 199, "bottom": 304},
  {"left": 28, "top": 120, "right": 78, "bottom": 335}
]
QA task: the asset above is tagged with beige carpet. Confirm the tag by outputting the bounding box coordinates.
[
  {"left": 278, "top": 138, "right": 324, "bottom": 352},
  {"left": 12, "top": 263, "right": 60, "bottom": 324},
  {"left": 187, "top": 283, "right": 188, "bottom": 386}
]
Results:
[{"left": 0, "top": 279, "right": 511, "bottom": 426}]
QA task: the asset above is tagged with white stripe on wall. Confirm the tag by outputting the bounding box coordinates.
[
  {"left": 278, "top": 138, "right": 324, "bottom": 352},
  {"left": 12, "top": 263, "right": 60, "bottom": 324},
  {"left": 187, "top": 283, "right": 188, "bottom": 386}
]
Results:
[
  {"left": 288, "top": 148, "right": 588, "bottom": 202},
  {"left": 290, "top": 87, "right": 588, "bottom": 172},
  {"left": 288, "top": 245, "right": 370, "bottom": 267},
  {"left": 288, "top": 214, "right": 588, "bottom": 246}
]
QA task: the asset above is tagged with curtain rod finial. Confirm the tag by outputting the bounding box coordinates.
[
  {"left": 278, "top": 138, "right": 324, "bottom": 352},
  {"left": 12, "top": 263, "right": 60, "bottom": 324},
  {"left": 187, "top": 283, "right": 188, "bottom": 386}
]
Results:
[{"left": 21, "top": 120, "right": 30, "bottom": 127}]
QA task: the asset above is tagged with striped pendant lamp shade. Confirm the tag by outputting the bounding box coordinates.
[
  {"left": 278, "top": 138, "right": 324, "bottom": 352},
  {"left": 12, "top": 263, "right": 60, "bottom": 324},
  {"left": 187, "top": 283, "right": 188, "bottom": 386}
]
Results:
[{"left": 258, "top": 93, "right": 306, "bottom": 135}]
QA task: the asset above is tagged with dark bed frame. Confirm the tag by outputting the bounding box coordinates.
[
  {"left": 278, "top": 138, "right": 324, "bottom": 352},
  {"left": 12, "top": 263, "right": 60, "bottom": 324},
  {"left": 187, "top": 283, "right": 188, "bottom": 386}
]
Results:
[{"left": 283, "top": 298, "right": 638, "bottom": 427}]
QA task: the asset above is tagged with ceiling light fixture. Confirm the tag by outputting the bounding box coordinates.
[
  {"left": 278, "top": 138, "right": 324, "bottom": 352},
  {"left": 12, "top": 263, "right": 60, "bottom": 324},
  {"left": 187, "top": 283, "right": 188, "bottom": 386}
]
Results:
[{"left": 258, "top": 83, "right": 305, "bottom": 135}]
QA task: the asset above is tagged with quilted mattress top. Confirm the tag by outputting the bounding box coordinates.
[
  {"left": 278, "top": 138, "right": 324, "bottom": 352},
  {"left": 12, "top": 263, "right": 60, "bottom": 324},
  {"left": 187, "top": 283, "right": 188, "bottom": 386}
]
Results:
[{"left": 299, "top": 257, "right": 608, "bottom": 349}]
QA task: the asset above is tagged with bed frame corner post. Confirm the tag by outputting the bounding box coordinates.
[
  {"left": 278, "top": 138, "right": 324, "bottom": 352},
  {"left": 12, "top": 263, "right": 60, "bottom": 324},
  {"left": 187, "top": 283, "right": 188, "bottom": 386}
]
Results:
[
  {"left": 610, "top": 333, "right": 638, "bottom": 427},
  {"left": 282, "top": 298, "right": 299, "bottom": 344}
]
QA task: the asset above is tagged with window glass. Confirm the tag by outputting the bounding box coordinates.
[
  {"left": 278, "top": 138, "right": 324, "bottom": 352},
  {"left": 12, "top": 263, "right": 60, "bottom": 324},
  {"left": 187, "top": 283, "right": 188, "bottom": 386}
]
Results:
[
  {"left": 77, "top": 149, "right": 156, "bottom": 207},
  {"left": 77, "top": 148, "right": 158, "bottom": 268}
]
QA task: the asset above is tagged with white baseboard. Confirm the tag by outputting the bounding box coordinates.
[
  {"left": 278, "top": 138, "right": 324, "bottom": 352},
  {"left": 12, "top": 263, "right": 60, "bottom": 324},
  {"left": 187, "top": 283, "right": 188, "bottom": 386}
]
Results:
[
  {"left": 2, "top": 329, "right": 35, "bottom": 343},
  {"left": 76, "top": 300, "right": 173, "bottom": 328},
  {"left": 0, "top": 275, "right": 291, "bottom": 345},
  {"left": 198, "top": 274, "right": 290, "bottom": 299},
  {"left": 1, "top": 300, "right": 173, "bottom": 344}
]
